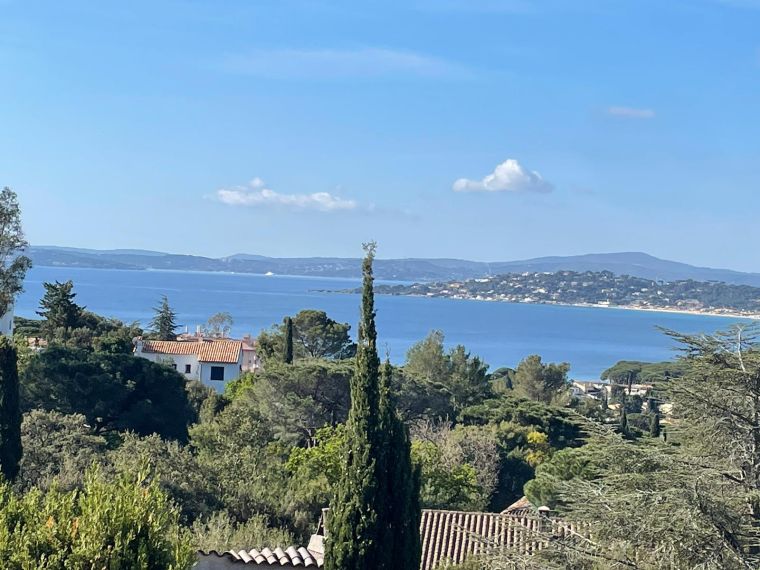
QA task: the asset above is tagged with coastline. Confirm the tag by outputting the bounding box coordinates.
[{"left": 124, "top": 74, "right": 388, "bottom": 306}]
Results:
[{"left": 374, "top": 292, "right": 760, "bottom": 321}]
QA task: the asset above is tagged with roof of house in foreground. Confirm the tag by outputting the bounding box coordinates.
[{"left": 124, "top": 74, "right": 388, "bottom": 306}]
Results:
[
  {"left": 199, "top": 545, "right": 323, "bottom": 567},
  {"left": 198, "top": 507, "right": 563, "bottom": 570}
]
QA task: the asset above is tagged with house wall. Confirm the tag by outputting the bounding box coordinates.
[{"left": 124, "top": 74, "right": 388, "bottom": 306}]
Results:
[
  {"left": 136, "top": 351, "right": 201, "bottom": 380},
  {"left": 0, "top": 305, "right": 13, "bottom": 336},
  {"left": 242, "top": 349, "right": 260, "bottom": 372},
  {"left": 199, "top": 361, "right": 241, "bottom": 392}
]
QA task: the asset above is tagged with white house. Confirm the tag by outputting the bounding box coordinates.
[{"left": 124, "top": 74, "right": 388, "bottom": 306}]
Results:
[
  {"left": 0, "top": 303, "right": 13, "bottom": 336},
  {"left": 133, "top": 338, "right": 245, "bottom": 392},
  {"left": 241, "top": 334, "right": 262, "bottom": 372}
]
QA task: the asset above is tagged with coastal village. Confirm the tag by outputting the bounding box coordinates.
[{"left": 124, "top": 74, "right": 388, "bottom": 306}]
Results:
[{"left": 375, "top": 270, "right": 760, "bottom": 318}]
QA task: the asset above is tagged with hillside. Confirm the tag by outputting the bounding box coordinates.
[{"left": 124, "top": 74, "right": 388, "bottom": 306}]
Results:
[{"left": 28, "top": 246, "right": 760, "bottom": 286}]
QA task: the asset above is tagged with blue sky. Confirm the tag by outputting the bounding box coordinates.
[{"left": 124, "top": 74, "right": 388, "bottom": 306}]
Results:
[{"left": 2, "top": 1, "right": 759, "bottom": 270}]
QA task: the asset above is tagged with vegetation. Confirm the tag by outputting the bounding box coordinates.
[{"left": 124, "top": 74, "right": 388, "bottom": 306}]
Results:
[
  {"left": 512, "top": 355, "right": 570, "bottom": 405},
  {"left": 258, "top": 309, "right": 356, "bottom": 362},
  {"left": 150, "top": 295, "right": 179, "bottom": 341},
  {"left": 204, "top": 311, "right": 233, "bottom": 338},
  {"left": 0, "top": 337, "right": 21, "bottom": 481},
  {"left": 37, "top": 280, "right": 83, "bottom": 337},
  {"left": 0, "top": 187, "right": 32, "bottom": 317},
  {"left": 21, "top": 346, "right": 194, "bottom": 440},
  {"left": 284, "top": 316, "right": 294, "bottom": 364},
  {"left": 0, "top": 468, "right": 194, "bottom": 569},
  {"left": 326, "top": 244, "right": 421, "bottom": 570},
  {"left": 12, "top": 237, "right": 752, "bottom": 568}
]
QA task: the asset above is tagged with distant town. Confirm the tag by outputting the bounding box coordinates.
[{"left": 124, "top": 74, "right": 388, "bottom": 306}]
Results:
[{"left": 371, "top": 270, "right": 760, "bottom": 318}]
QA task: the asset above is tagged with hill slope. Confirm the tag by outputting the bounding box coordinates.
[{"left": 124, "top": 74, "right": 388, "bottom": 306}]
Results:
[{"left": 28, "top": 247, "right": 760, "bottom": 286}]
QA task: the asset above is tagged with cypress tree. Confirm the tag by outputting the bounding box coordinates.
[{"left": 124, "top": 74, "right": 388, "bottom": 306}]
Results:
[
  {"left": 284, "top": 316, "right": 294, "bottom": 364},
  {"left": 326, "top": 243, "right": 421, "bottom": 570},
  {"left": 0, "top": 337, "right": 21, "bottom": 481},
  {"left": 378, "top": 360, "right": 422, "bottom": 570},
  {"left": 649, "top": 411, "right": 661, "bottom": 438},
  {"left": 620, "top": 405, "right": 628, "bottom": 436},
  {"left": 325, "top": 243, "right": 384, "bottom": 570}
]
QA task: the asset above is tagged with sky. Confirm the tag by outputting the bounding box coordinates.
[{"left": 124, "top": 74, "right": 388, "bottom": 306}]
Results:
[{"left": 2, "top": 1, "right": 759, "bottom": 271}]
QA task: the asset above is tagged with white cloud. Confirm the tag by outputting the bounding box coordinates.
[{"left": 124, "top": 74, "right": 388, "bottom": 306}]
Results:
[
  {"left": 606, "top": 106, "right": 655, "bottom": 119},
  {"left": 452, "top": 158, "right": 553, "bottom": 194},
  {"left": 219, "top": 48, "right": 465, "bottom": 79},
  {"left": 215, "top": 179, "right": 358, "bottom": 212}
]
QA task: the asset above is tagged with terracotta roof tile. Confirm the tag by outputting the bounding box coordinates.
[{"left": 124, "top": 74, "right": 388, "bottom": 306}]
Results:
[
  {"left": 198, "top": 341, "right": 242, "bottom": 364},
  {"left": 419, "top": 509, "right": 548, "bottom": 570},
  {"left": 141, "top": 340, "right": 200, "bottom": 356},
  {"left": 140, "top": 339, "right": 242, "bottom": 364},
  {"left": 199, "top": 545, "right": 324, "bottom": 567}
]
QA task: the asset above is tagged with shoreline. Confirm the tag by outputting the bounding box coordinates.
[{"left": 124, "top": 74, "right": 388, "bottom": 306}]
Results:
[{"left": 374, "top": 292, "right": 760, "bottom": 320}]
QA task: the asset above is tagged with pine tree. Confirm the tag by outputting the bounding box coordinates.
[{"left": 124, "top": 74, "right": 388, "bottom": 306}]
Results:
[
  {"left": 150, "top": 295, "right": 178, "bottom": 341},
  {"left": 284, "top": 316, "right": 294, "bottom": 364},
  {"left": 37, "top": 280, "right": 83, "bottom": 337},
  {"left": 0, "top": 336, "right": 21, "bottom": 481},
  {"left": 325, "top": 243, "right": 384, "bottom": 570}
]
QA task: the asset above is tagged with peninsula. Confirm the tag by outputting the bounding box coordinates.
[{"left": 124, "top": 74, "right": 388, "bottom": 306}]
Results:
[{"left": 371, "top": 270, "right": 760, "bottom": 318}]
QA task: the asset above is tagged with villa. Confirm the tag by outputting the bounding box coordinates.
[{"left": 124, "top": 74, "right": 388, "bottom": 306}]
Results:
[{"left": 133, "top": 336, "right": 259, "bottom": 391}]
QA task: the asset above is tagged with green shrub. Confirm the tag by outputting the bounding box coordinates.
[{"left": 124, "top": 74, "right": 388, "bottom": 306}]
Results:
[{"left": 0, "top": 467, "right": 194, "bottom": 569}]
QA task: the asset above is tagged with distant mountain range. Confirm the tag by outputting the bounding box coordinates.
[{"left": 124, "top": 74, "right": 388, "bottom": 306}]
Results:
[{"left": 27, "top": 246, "right": 760, "bottom": 286}]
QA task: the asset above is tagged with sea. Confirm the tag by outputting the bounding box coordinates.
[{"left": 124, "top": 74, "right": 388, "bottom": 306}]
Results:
[{"left": 14, "top": 266, "right": 754, "bottom": 379}]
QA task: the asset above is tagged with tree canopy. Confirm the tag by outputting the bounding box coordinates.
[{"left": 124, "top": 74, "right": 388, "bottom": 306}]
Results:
[
  {"left": 21, "top": 346, "right": 194, "bottom": 440},
  {"left": 511, "top": 354, "right": 570, "bottom": 405},
  {"left": 0, "top": 336, "right": 21, "bottom": 481},
  {"left": 0, "top": 187, "right": 31, "bottom": 317},
  {"left": 258, "top": 310, "right": 356, "bottom": 362},
  {"left": 150, "top": 295, "right": 179, "bottom": 341},
  {"left": 37, "top": 280, "right": 84, "bottom": 337}
]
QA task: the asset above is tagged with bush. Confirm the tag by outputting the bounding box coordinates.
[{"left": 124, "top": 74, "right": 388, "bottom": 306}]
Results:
[{"left": 0, "top": 467, "right": 194, "bottom": 569}]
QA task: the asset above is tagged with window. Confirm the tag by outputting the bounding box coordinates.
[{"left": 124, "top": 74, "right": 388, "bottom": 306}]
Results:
[
  {"left": 210, "top": 366, "right": 225, "bottom": 381},
  {"left": 185, "top": 364, "right": 192, "bottom": 374},
  {"left": 171, "top": 364, "right": 177, "bottom": 370}
]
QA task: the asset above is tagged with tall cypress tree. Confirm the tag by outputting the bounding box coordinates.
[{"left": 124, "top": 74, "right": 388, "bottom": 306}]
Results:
[
  {"left": 326, "top": 243, "right": 421, "bottom": 570},
  {"left": 378, "top": 360, "right": 422, "bottom": 570},
  {"left": 649, "top": 411, "right": 661, "bottom": 438},
  {"left": 620, "top": 405, "right": 629, "bottom": 436},
  {"left": 284, "top": 316, "right": 294, "bottom": 364},
  {"left": 325, "top": 243, "right": 384, "bottom": 569},
  {"left": 0, "top": 337, "right": 21, "bottom": 481}
]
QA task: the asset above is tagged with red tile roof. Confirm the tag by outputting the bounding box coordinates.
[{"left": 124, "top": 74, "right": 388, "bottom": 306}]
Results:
[
  {"left": 141, "top": 340, "right": 200, "bottom": 356},
  {"left": 419, "top": 509, "right": 549, "bottom": 569},
  {"left": 198, "top": 341, "right": 242, "bottom": 364},
  {"left": 140, "top": 340, "right": 242, "bottom": 364}
]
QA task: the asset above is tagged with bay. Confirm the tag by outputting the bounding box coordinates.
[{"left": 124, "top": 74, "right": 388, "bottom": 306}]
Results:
[{"left": 14, "top": 266, "right": 752, "bottom": 379}]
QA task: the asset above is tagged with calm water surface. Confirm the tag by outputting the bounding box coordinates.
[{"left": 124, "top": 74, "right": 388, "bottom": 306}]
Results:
[{"left": 15, "top": 266, "right": 752, "bottom": 379}]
